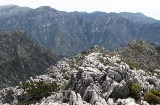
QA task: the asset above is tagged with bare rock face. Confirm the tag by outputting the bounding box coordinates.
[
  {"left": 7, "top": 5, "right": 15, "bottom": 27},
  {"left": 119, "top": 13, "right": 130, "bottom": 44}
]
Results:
[{"left": 0, "top": 45, "right": 159, "bottom": 105}]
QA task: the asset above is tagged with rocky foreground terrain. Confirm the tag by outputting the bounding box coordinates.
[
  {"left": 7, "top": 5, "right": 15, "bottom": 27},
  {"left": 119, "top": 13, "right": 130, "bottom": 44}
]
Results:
[{"left": 0, "top": 41, "right": 160, "bottom": 105}]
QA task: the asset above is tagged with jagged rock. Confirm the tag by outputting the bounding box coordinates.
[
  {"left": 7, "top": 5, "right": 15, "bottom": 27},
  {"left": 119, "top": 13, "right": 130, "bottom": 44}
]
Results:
[
  {"left": 107, "top": 98, "right": 114, "bottom": 105},
  {"left": 141, "top": 100, "right": 150, "bottom": 105},
  {"left": 0, "top": 46, "right": 160, "bottom": 105},
  {"left": 155, "top": 69, "right": 160, "bottom": 74},
  {"left": 70, "top": 91, "right": 77, "bottom": 105},
  {"left": 35, "top": 92, "right": 65, "bottom": 105},
  {"left": 76, "top": 93, "right": 83, "bottom": 105},
  {"left": 116, "top": 98, "right": 138, "bottom": 105}
]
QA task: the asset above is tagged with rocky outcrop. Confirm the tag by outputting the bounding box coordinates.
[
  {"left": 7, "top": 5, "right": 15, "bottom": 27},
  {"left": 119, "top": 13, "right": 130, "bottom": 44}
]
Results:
[{"left": 0, "top": 45, "right": 159, "bottom": 105}]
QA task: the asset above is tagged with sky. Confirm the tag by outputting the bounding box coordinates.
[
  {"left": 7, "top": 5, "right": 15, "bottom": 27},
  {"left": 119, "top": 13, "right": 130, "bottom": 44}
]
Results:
[{"left": 0, "top": 0, "right": 160, "bottom": 20}]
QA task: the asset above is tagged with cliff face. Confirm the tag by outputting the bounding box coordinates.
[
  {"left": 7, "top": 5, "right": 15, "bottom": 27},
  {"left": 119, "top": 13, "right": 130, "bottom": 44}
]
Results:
[
  {"left": 0, "top": 31, "right": 59, "bottom": 88},
  {"left": 0, "top": 5, "right": 160, "bottom": 56}
]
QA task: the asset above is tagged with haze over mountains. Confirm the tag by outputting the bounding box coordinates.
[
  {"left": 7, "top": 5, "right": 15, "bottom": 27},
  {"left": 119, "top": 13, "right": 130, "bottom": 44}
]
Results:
[{"left": 0, "top": 5, "right": 160, "bottom": 56}]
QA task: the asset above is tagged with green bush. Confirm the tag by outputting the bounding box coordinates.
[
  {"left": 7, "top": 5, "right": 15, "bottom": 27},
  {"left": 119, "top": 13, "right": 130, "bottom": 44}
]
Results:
[
  {"left": 156, "top": 46, "right": 160, "bottom": 53},
  {"left": 19, "top": 81, "right": 60, "bottom": 104},
  {"left": 63, "top": 74, "right": 69, "bottom": 80},
  {"left": 112, "top": 85, "right": 130, "bottom": 99},
  {"left": 144, "top": 90, "right": 160, "bottom": 104},
  {"left": 151, "top": 89, "right": 160, "bottom": 97},
  {"left": 144, "top": 91, "right": 155, "bottom": 103},
  {"left": 122, "top": 60, "right": 141, "bottom": 70},
  {"left": 126, "top": 80, "right": 133, "bottom": 88},
  {"left": 149, "top": 68, "right": 155, "bottom": 75},
  {"left": 112, "top": 80, "right": 142, "bottom": 100},
  {"left": 81, "top": 51, "right": 88, "bottom": 55},
  {"left": 64, "top": 82, "right": 70, "bottom": 90},
  {"left": 99, "top": 57, "right": 104, "bottom": 63},
  {"left": 130, "top": 83, "right": 142, "bottom": 97}
]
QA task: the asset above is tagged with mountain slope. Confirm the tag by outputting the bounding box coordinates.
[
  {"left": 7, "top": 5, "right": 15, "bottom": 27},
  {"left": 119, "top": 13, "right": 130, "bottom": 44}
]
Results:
[
  {"left": 0, "top": 5, "right": 160, "bottom": 56},
  {"left": 0, "top": 31, "right": 58, "bottom": 88},
  {"left": 117, "top": 39, "right": 160, "bottom": 70}
]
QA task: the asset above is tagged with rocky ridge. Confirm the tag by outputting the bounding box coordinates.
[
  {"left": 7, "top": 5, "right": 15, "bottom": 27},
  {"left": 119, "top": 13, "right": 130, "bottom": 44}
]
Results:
[
  {"left": 0, "top": 45, "right": 160, "bottom": 105},
  {"left": 118, "top": 39, "right": 160, "bottom": 70}
]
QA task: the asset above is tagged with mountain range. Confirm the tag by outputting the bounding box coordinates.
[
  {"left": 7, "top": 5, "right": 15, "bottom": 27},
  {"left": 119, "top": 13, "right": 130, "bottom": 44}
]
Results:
[
  {"left": 0, "top": 5, "right": 160, "bottom": 56},
  {"left": 0, "top": 5, "right": 160, "bottom": 104}
]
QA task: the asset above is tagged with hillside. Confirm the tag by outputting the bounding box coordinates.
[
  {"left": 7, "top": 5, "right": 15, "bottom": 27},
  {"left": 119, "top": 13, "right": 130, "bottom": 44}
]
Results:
[
  {"left": 0, "top": 40, "right": 160, "bottom": 105},
  {"left": 0, "top": 5, "right": 160, "bottom": 56},
  {"left": 117, "top": 39, "right": 160, "bottom": 71},
  {"left": 0, "top": 31, "right": 59, "bottom": 88}
]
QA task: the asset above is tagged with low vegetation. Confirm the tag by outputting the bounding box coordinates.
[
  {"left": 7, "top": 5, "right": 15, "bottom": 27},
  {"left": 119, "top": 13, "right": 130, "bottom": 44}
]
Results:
[
  {"left": 111, "top": 80, "right": 142, "bottom": 100},
  {"left": 18, "top": 81, "right": 60, "bottom": 104},
  {"left": 121, "top": 60, "right": 141, "bottom": 70},
  {"left": 144, "top": 89, "right": 160, "bottom": 104}
]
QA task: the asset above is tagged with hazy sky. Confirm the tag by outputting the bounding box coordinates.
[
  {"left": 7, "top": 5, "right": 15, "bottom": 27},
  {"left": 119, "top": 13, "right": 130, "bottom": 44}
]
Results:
[{"left": 0, "top": 0, "right": 160, "bottom": 20}]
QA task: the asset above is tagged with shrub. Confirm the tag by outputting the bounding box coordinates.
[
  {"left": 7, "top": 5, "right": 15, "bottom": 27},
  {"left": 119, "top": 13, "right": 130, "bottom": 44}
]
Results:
[
  {"left": 130, "top": 83, "right": 142, "bottom": 98},
  {"left": 156, "top": 46, "right": 160, "bottom": 53},
  {"left": 116, "top": 61, "right": 121, "bottom": 64},
  {"left": 112, "top": 85, "right": 130, "bottom": 99},
  {"left": 122, "top": 60, "right": 141, "bottom": 70},
  {"left": 63, "top": 74, "right": 69, "bottom": 80},
  {"left": 154, "top": 96, "right": 160, "bottom": 104},
  {"left": 149, "top": 68, "right": 155, "bottom": 75},
  {"left": 144, "top": 91, "right": 155, "bottom": 103},
  {"left": 144, "top": 90, "right": 160, "bottom": 104},
  {"left": 126, "top": 80, "right": 133, "bottom": 88},
  {"left": 151, "top": 89, "right": 160, "bottom": 97},
  {"left": 99, "top": 57, "right": 104, "bottom": 63},
  {"left": 81, "top": 51, "right": 88, "bottom": 55},
  {"left": 19, "top": 81, "right": 60, "bottom": 104},
  {"left": 64, "top": 82, "right": 70, "bottom": 90}
]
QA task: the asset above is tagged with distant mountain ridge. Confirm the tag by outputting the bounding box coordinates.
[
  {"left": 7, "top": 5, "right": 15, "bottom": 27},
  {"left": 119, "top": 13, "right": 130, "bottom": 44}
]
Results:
[
  {"left": 0, "top": 31, "right": 58, "bottom": 88},
  {"left": 0, "top": 5, "right": 160, "bottom": 56},
  {"left": 120, "top": 12, "right": 159, "bottom": 23}
]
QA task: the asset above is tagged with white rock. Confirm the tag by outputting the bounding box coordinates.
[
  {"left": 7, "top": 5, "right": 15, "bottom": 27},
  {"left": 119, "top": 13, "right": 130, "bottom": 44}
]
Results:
[
  {"left": 70, "top": 91, "right": 77, "bottom": 105},
  {"left": 107, "top": 98, "right": 114, "bottom": 105},
  {"left": 141, "top": 100, "right": 150, "bottom": 105}
]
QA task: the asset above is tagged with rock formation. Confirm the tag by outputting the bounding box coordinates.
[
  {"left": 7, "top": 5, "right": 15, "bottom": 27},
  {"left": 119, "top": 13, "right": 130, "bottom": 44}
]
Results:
[{"left": 0, "top": 45, "right": 160, "bottom": 105}]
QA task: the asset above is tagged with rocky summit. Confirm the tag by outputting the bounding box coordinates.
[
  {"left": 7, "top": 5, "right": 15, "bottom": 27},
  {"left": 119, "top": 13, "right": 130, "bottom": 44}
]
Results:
[{"left": 0, "top": 44, "right": 160, "bottom": 105}]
